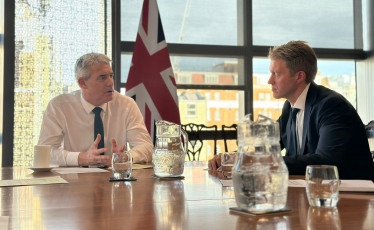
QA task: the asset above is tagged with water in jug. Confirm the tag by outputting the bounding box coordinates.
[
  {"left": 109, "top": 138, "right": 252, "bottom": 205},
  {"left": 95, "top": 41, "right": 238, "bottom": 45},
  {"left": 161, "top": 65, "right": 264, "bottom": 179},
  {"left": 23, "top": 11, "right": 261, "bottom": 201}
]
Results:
[
  {"left": 232, "top": 114, "right": 289, "bottom": 213},
  {"left": 152, "top": 120, "right": 188, "bottom": 177}
]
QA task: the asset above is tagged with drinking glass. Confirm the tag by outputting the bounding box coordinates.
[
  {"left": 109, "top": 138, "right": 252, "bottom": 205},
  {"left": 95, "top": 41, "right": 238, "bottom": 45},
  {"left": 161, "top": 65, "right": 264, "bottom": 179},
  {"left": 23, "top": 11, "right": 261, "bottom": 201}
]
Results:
[
  {"left": 112, "top": 151, "right": 132, "bottom": 179},
  {"left": 305, "top": 165, "right": 339, "bottom": 207},
  {"left": 221, "top": 152, "right": 237, "bottom": 178}
]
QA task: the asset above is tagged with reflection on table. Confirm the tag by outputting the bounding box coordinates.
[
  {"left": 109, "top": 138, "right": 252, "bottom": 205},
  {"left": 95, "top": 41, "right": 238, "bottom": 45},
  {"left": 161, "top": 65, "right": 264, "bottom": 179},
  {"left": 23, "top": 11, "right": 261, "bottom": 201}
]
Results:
[{"left": 0, "top": 162, "right": 373, "bottom": 229}]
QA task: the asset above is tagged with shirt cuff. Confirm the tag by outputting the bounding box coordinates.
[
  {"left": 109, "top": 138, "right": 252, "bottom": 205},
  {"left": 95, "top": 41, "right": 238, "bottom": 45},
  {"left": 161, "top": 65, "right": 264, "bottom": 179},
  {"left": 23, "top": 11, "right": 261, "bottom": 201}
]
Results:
[{"left": 67, "top": 152, "right": 80, "bottom": 166}]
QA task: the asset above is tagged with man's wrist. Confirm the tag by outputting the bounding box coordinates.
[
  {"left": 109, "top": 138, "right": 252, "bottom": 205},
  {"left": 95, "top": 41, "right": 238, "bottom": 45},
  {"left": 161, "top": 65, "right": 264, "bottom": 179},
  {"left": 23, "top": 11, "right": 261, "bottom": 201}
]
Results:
[{"left": 78, "top": 152, "right": 87, "bottom": 166}]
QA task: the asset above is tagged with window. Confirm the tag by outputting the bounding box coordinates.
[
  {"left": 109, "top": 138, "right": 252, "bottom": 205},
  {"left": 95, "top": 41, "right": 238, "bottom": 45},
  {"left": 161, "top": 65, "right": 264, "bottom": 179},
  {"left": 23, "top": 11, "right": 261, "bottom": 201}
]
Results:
[
  {"left": 186, "top": 103, "right": 197, "bottom": 117},
  {"left": 178, "top": 89, "right": 243, "bottom": 126},
  {"left": 259, "top": 93, "right": 264, "bottom": 101},
  {"left": 177, "top": 73, "right": 192, "bottom": 84},
  {"left": 121, "top": 0, "right": 240, "bottom": 46},
  {"left": 235, "top": 110, "right": 239, "bottom": 121},
  {"left": 12, "top": 0, "right": 110, "bottom": 166},
  {"left": 205, "top": 74, "right": 219, "bottom": 84},
  {"left": 215, "top": 109, "right": 221, "bottom": 121},
  {"left": 214, "top": 92, "right": 220, "bottom": 101},
  {"left": 268, "top": 111, "right": 273, "bottom": 119},
  {"left": 266, "top": 93, "right": 271, "bottom": 101},
  {"left": 207, "top": 145, "right": 212, "bottom": 156},
  {"left": 216, "top": 145, "right": 221, "bottom": 155},
  {"left": 253, "top": 0, "right": 355, "bottom": 48}
]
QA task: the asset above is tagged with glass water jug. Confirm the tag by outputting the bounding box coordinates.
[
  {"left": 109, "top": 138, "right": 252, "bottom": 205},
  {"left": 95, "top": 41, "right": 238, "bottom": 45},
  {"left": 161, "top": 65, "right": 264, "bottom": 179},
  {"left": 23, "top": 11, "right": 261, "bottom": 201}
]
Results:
[
  {"left": 152, "top": 120, "right": 188, "bottom": 177},
  {"left": 232, "top": 114, "right": 289, "bottom": 213}
]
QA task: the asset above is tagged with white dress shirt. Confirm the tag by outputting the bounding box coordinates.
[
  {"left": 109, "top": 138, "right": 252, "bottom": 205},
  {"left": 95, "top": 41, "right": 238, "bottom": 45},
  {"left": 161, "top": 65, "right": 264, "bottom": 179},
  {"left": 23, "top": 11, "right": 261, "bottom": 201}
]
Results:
[
  {"left": 290, "top": 83, "right": 311, "bottom": 153},
  {"left": 38, "top": 90, "right": 154, "bottom": 166}
]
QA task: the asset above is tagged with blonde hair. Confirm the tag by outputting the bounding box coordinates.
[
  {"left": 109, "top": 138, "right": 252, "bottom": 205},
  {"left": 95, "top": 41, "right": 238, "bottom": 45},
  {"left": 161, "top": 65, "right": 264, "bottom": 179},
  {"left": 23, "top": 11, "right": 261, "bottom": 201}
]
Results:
[{"left": 268, "top": 41, "right": 317, "bottom": 83}]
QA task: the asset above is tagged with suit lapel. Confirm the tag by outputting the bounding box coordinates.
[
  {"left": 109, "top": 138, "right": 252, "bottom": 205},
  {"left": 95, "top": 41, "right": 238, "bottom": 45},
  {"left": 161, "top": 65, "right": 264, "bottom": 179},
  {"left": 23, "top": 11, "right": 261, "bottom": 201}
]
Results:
[{"left": 300, "top": 82, "right": 318, "bottom": 155}]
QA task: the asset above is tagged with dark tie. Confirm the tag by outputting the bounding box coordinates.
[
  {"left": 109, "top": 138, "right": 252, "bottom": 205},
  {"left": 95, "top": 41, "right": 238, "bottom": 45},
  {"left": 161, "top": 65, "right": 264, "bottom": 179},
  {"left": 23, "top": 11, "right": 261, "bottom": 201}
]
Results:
[
  {"left": 287, "top": 108, "right": 300, "bottom": 156},
  {"left": 93, "top": 107, "right": 104, "bottom": 153}
]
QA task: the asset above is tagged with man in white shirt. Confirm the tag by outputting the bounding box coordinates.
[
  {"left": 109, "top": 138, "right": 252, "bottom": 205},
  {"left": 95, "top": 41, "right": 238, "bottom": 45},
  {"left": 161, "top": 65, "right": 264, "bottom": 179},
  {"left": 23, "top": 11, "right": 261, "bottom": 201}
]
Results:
[
  {"left": 209, "top": 41, "right": 374, "bottom": 180},
  {"left": 38, "top": 53, "right": 153, "bottom": 167}
]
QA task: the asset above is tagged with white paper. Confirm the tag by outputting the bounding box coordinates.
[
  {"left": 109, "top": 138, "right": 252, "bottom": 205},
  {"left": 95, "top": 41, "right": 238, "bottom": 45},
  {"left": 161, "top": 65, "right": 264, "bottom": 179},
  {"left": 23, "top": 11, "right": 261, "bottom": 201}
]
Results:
[
  {"left": 0, "top": 216, "right": 9, "bottom": 230},
  {"left": 52, "top": 167, "right": 109, "bottom": 174},
  {"left": 0, "top": 176, "right": 68, "bottom": 187},
  {"left": 132, "top": 164, "right": 153, "bottom": 170},
  {"left": 288, "top": 179, "right": 307, "bottom": 187},
  {"left": 339, "top": 180, "right": 374, "bottom": 192},
  {"left": 220, "top": 179, "right": 233, "bottom": 187},
  {"left": 289, "top": 180, "right": 374, "bottom": 192}
]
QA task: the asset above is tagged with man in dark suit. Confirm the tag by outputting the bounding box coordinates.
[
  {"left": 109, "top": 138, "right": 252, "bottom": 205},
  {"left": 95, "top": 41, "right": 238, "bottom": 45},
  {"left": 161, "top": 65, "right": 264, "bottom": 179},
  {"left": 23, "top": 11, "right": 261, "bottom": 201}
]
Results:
[{"left": 209, "top": 41, "right": 374, "bottom": 180}]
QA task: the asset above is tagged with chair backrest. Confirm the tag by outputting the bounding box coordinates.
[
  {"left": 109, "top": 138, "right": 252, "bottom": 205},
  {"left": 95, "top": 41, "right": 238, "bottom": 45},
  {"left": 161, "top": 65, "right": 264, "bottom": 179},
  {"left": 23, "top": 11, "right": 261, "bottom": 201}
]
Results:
[
  {"left": 365, "top": 121, "right": 374, "bottom": 161},
  {"left": 181, "top": 123, "right": 218, "bottom": 161},
  {"left": 222, "top": 124, "right": 238, "bottom": 152}
]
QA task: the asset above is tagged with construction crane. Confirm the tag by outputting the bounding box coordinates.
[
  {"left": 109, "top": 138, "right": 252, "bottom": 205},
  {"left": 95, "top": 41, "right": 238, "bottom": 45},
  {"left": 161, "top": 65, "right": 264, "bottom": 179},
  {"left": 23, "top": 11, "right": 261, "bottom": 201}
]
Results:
[{"left": 172, "top": 0, "right": 192, "bottom": 72}]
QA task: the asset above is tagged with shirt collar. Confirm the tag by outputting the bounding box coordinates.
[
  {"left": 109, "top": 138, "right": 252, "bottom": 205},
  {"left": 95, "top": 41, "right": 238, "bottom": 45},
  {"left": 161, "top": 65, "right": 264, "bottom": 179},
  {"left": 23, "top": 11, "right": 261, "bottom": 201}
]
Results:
[
  {"left": 80, "top": 91, "right": 107, "bottom": 114},
  {"left": 292, "top": 83, "right": 311, "bottom": 110}
]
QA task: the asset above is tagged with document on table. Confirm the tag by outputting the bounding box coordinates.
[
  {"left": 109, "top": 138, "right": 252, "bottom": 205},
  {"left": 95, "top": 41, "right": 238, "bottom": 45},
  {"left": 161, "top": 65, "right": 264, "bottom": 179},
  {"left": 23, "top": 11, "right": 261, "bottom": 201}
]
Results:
[
  {"left": 221, "top": 179, "right": 374, "bottom": 192},
  {"left": 0, "top": 176, "right": 68, "bottom": 187},
  {"left": 220, "top": 180, "right": 233, "bottom": 187},
  {"left": 52, "top": 167, "right": 109, "bottom": 174},
  {"left": 289, "top": 180, "right": 374, "bottom": 192},
  {"left": 0, "top": 216, "right": 9, "bottom": 230},
  {"left": 133, "top": 164, "right": 153, "bottom": 170}
]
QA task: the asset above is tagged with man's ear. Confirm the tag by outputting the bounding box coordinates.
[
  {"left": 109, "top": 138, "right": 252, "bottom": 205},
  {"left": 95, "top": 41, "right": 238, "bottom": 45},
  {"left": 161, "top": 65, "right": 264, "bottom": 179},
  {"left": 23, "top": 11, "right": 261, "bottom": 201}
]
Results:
[
  {"left": 296, "top": 71, "right": 306, "bottom": 83},
  {"left": 78, "top": 78, "right": 87, "bottom": 89}
]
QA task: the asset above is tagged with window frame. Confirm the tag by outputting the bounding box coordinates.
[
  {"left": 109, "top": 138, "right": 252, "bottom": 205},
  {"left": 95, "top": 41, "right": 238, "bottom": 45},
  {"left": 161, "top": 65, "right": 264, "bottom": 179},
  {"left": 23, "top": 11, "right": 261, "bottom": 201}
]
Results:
[{"left": 117, "top": 0, "right": 364, "bottom": 118}]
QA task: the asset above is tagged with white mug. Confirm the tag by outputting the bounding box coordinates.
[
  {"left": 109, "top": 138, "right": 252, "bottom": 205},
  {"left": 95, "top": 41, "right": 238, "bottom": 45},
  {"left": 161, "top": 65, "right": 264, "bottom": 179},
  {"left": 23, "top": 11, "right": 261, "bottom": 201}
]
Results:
[{"left": 33, "top": 145, "right": 51, "bottom": 168}]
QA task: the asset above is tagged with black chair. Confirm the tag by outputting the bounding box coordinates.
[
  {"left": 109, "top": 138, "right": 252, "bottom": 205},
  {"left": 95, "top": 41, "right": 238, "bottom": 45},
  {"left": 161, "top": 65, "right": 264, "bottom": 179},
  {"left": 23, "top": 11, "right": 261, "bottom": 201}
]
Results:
[
  {"left": 222, "top": 124, "right": 238, "bottom": 152},
  {"left": 365, "top": 121, "right": 374, "bottom": 161},
  {"left": 181, "top": 123, "right": 218, "bottom": 161}
]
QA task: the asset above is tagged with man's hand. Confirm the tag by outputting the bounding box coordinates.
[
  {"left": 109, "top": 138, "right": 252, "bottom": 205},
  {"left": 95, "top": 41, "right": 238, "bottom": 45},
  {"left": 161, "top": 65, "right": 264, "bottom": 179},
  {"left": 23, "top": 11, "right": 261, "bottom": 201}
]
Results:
[
  {"left": 111, "top": 138, "right": 127, "bottom": 153},
  {"left": 78, "top": 134, "right": 111, "bottom": 166},
  {"left": 208, "top": 153, "right": 222, "bottom": 170}
]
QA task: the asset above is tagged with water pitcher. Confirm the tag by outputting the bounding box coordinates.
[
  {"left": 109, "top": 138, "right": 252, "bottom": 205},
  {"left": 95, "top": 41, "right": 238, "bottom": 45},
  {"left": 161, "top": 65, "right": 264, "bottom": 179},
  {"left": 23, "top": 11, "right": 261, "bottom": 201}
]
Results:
[
  {"left": 152, "top": 120, "right": 188, "bottom": 177},
  {"left": 232, "top": 114, "right": 289, "bottom": 213}
]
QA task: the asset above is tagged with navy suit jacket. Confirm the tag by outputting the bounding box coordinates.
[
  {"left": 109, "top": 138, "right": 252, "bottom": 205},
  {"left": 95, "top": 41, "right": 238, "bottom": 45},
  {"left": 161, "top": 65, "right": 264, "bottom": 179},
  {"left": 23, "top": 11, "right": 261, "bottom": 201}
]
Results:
[{"left": 280, "top": 82, "right": 374, "bottom": 180}]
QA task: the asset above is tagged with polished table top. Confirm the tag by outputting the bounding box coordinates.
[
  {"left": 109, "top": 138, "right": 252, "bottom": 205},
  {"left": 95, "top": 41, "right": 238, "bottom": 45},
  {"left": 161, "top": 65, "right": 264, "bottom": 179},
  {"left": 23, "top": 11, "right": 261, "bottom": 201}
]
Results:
[{"left": 1, "top": 162, "right": 374, "bottom": 230}]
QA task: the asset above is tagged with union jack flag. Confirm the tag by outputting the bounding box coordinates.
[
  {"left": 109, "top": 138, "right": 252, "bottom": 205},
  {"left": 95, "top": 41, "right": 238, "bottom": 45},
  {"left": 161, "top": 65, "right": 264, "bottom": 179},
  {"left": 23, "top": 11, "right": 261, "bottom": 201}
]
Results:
[{"left": 126, "top": 0, "right": 181, "bottom": 142}]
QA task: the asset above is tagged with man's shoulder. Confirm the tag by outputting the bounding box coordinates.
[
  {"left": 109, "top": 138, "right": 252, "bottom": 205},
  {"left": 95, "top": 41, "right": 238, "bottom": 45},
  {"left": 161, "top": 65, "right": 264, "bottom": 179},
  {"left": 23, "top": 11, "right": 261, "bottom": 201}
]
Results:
[
  {"left": 312, "top": 84, "right": 351, "bottom": 106},
  {"left": 49, "top": 90, "right": 81, "bottom": 106}
]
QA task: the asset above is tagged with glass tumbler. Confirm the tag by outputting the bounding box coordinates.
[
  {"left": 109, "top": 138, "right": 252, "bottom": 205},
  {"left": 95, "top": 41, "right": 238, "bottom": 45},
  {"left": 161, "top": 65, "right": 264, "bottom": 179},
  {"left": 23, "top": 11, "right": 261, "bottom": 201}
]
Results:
[
  {"left": 112, "top": 151, "right": 133, "bottom": 179},
  {"left": 306, "top": 165, "right": 339, "bottom": 207},
  {"left": 221, "top": 152, "right": 237, "bottom": 178}
]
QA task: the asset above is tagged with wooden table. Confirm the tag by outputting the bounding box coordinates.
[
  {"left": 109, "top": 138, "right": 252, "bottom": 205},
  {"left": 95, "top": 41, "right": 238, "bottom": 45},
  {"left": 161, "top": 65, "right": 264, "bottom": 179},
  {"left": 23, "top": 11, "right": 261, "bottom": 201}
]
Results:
[{"left": 1, "top": 162, "right": 374, "bottom": 230}]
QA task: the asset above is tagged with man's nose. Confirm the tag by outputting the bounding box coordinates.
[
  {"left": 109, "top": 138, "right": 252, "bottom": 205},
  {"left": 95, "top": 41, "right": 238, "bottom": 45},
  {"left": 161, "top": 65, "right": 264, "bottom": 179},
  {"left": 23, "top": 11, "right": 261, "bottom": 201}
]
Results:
[
  {"left": 268, "top": 75, "right": 273, "bottom": 84},
  {"left": 108, "top": 76, "right": 114, "bottom": 86}
]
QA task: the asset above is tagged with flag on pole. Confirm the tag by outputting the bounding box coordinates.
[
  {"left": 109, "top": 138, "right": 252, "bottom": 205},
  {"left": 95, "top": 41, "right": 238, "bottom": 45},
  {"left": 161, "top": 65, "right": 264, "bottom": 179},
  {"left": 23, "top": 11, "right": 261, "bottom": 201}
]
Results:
[{"left": 125, "top": 0, "right": 181, "bottom": 141}]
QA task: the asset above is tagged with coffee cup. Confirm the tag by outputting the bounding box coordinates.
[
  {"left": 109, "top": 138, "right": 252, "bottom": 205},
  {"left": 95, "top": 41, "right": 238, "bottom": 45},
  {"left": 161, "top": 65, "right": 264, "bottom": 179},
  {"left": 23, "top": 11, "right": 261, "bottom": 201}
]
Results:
[{"left": 33, "top": 145, "right": 51, "bottom": 168}]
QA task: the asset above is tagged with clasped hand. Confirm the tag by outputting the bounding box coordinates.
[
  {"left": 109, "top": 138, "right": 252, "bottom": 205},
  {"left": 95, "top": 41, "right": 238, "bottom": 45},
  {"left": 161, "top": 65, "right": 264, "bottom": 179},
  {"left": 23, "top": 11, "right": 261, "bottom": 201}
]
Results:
[{"left": 78, "top": 134, "right": 126, "bottom": 166}]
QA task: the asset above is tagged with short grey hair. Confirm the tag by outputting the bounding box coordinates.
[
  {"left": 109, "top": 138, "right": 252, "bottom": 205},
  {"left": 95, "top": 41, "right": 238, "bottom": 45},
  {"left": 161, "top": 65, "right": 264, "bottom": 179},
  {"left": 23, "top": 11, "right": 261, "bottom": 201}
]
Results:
[{"left": 75, "top": 53, "right": 111, "bottom": 80}]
